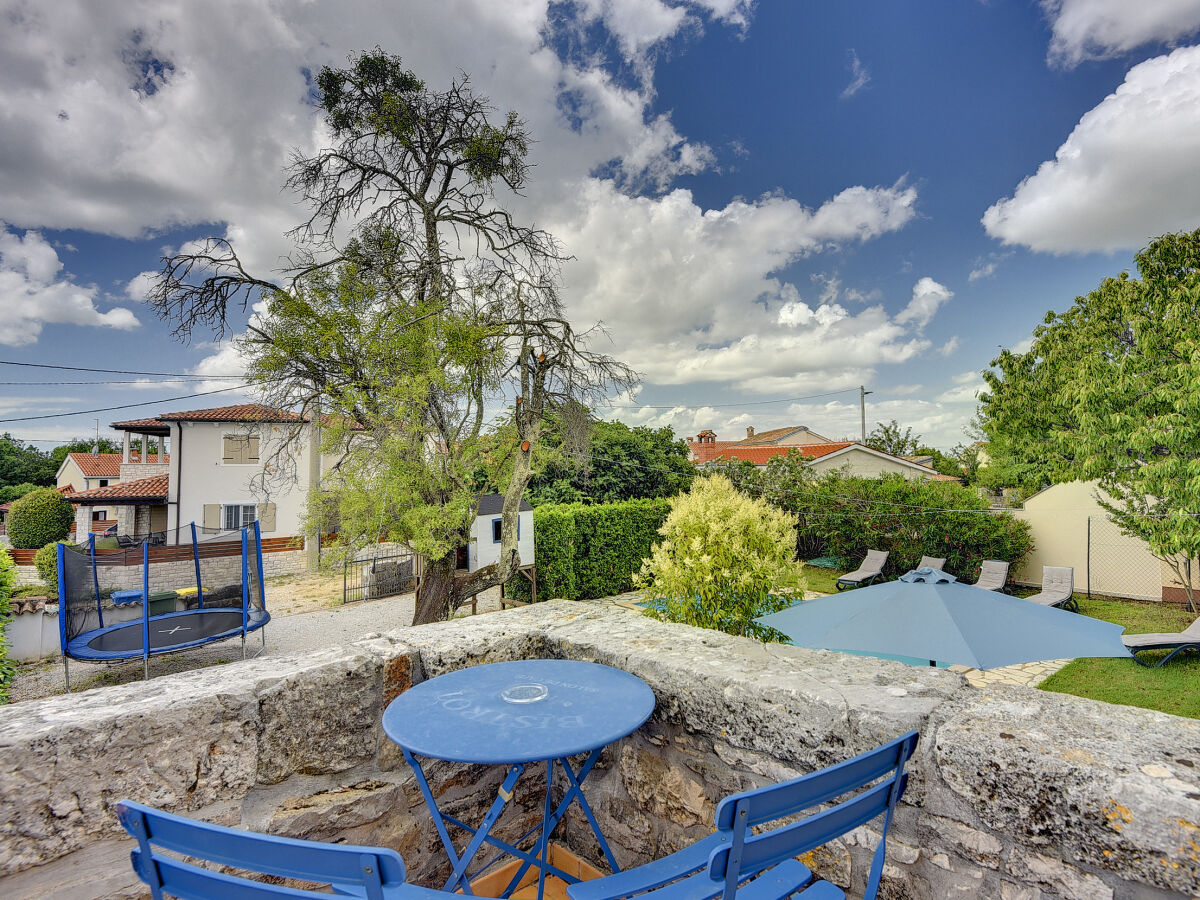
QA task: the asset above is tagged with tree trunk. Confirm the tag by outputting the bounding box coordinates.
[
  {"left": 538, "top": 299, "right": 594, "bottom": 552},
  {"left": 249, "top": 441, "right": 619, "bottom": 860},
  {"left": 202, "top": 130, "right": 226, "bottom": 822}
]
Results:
[{"left": 413, "top": 551, "right": 459, "bottom": 625}]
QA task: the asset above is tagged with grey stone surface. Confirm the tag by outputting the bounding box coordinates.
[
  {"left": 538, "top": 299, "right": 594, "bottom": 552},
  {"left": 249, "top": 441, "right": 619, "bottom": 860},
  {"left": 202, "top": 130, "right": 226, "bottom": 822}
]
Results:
[{"left": 0, "top": 600, "right": 1197, "bottom": 899}]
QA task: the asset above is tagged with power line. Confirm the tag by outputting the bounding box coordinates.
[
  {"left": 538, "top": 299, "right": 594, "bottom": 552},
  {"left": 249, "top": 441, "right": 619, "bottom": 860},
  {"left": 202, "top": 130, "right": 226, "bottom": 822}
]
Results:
[
  {"left": 0, "top": 380, "right": 221, "bottom": 386},
  {"left": 0, "top": 359, "right": 244, "bottom": 378},
  {"left": 0, "top": 385, "right": 253, "bottom": 424}
]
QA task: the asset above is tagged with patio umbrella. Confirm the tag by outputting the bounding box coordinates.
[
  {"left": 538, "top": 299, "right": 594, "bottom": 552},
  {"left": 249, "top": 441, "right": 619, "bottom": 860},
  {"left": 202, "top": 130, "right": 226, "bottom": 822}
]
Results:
[{"left": 755, "top": 572, "right": 1131, "bottom": 670}]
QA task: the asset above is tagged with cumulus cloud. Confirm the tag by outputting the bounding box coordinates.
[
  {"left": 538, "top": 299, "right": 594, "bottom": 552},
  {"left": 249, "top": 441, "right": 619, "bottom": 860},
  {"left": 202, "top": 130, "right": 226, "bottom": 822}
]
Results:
[
  {"left": 0, "top": 226, "right": 138, "bottom": 345},
  {"left": 546, "top": 178, "right": 923, "bottom": 392},
  {"left": 982, "top": 45, "right": 1200, "bottom": 253},
  {"left": 1042, "top": 0, "right": 1200, "bottom": 67},
  {"left": 939, "top": 336, "right": 960, "bottom": 357},
  {"left": 840, "top": 49, "right": 870, "bottom": 99},
  {"left": 895, "top": 277, "right": 952, "bottom": 329}
]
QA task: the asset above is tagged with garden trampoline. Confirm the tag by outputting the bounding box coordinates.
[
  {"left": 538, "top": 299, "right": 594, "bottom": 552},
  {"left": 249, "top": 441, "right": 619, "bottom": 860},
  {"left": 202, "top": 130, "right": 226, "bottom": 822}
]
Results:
[{"left": 56, "top": 522, "right": 269, "bottom": 690}]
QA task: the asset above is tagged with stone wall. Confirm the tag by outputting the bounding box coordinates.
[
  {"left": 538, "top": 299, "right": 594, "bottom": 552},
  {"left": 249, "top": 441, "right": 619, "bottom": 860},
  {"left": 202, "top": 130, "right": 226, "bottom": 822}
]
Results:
[
  {"left": 0, "top": 602, "right": 1197, "bottom": 899},
  {"left": 13, "top": 546, "right": 308, "bottom": 588}
]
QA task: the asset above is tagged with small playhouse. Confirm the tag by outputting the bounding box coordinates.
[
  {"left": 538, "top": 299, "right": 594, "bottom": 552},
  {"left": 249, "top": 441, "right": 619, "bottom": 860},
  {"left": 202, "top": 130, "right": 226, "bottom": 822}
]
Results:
[
  {"left": 466, "top": 494, "right": 535, "bottom": 573},
  {"left": 55, "top": 522, "right": 269, "bottom": 689}
]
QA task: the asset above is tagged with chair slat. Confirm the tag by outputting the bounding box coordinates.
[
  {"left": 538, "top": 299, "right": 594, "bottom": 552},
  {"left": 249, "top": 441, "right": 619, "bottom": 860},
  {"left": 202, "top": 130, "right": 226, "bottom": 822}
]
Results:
[
  {"left": 135, "top": 851, "right": 344, "bottom": 900},
  {"left": 713, "top": 733, "right": 916, "bottom": 830},
  {"left": 567, "top": 833, "right": 732, "bottom": 900},
  {"left": 708, "top": 775, "right": 907, "bottom": 880}
]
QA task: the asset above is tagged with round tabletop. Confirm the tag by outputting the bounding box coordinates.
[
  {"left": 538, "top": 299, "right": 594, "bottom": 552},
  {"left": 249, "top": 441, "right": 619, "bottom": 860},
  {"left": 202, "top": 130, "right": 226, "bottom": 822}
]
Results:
[{"left": 382, "top": 659, "right": 656, "bottom": 764}]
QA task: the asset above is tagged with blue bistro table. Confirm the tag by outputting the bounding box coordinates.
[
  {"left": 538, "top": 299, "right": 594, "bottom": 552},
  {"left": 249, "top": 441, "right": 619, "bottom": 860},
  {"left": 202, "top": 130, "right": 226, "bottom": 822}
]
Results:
[{"left": 382, "top": 659, "right": 656, "bottom": 900}]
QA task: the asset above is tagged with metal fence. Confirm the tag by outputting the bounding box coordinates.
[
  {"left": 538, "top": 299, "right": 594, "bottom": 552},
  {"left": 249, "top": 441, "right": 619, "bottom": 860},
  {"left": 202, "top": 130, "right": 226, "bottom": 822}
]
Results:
[
  {"left": 343, "top": 548, "right": 417, "bottom": 603},
  {"left": 1084, "top": 515, "right": 1164, "bottom": 602}
]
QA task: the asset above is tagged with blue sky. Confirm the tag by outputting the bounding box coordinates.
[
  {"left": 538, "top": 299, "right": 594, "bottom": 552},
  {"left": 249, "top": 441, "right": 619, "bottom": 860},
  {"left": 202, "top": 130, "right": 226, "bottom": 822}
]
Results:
[{"left": 2, "top": 0, "right": 1200, "bottom": 451}]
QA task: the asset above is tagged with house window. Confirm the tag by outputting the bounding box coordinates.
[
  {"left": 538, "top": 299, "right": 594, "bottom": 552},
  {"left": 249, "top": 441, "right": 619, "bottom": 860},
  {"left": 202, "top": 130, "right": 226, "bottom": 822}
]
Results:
[
  {"left": 223, "top": 504, "right": 258, "bottom": 530},
  {"left": 91, "top": 510, "right": 108, "bottom": 522},
  {"left": 222, "top": 434, "right": 260, "bottom": 464},
  {"left": 491, "top": 516, "right": 519, "bottom": 543},
  {"left": 98, "top": 479, "right": 109, "bottom": 487}
]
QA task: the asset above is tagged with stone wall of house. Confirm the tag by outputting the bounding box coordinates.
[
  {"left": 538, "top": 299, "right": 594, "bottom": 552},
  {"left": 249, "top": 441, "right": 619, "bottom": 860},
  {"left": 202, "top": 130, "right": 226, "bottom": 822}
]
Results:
[
  {"left": 13, "top": 546, "right": 308, "bottom": 589},
  {"left": 0, "top": 603, "right": 1197, "bottom": 899}
]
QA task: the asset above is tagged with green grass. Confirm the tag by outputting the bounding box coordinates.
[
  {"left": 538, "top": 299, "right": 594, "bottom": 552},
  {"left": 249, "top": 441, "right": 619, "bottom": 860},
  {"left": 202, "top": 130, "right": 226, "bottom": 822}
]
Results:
[
  {"left": 10, "top": 583, "right": 53, "bottom": 598},
  {"left": 799, "top": 565, "right": 844, "bottom": 595},
  {"left": 1037, "top": 594, "right": 1200, "bottom": 720}
]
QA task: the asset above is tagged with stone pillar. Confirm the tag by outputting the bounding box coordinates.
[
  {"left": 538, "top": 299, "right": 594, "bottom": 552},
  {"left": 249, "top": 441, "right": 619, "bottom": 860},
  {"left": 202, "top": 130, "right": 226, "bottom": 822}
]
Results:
[{"left": 122, "top": 430, "right": 130, "bottom": 464}]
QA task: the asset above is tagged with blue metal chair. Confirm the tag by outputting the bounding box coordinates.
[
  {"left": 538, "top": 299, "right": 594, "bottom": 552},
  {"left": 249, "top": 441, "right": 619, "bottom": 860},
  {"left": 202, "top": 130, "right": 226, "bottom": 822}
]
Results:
[
  {"left": 116, "top": 800, "right": 452, "bottom": 900},
  {"left": 567, "top": 731, "right": 919, "bottom": 900}
]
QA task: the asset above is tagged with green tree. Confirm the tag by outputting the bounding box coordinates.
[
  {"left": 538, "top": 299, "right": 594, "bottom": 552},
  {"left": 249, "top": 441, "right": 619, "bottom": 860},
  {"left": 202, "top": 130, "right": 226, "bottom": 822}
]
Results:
[
  {"left": 149, "top": 51, "right": 633, "bottom": 624},
  {"left": 7, "top": 488, "right": 75, "bottom": 549},
  {"left": 0, "top": 483, "right": 41, "bottom": 505},
  {"left": 508, "top": 419, "right": 694, "bottom": 505},
  {"left": 0, "top": 548, "right": 15, "bottom": 704},
  {"left": 864, "top": 419, "right": 919, "bottom": 457},
  {"left": 0, "top": 434, "right": 55, "bottom": 488},
  {"left": 637, "top": 474, "right": 805, "bottom": 640},
  {"left": 981, "top": 230, "right": 1200, "bottom": 611}
]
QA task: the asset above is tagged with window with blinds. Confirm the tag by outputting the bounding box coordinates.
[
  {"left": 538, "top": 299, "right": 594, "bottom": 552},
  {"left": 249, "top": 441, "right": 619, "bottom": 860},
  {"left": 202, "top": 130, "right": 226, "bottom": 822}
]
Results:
[
  {"left": 222, "top": 504, "right": 258, "bottom": 530},
  {"left": 222, "top": 434, "right": 260, "bottom": 464}
]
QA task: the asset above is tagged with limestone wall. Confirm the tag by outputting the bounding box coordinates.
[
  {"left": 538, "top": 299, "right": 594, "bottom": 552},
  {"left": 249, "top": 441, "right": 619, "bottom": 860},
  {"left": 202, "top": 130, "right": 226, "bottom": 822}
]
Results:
[{"left": 0, "top": 603, "right": 1196, "bottom": 899}]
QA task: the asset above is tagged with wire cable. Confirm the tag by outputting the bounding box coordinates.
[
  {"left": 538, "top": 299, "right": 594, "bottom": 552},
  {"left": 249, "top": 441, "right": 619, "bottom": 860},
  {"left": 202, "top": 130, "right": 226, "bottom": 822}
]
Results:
[
  {"left": 0, "top": 385, "right": 254, "bottom": 424},
  {"left": 0, "top": 359, "right": 244, "bottom": 378}
]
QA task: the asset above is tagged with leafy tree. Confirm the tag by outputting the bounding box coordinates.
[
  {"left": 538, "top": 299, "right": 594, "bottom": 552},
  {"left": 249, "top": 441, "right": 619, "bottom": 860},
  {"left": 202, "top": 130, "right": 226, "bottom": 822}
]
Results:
[
  {"left": 0, "top": 483, "right": 41, "bottom": 505},
  {"left": 637, "top": 474, "right": 805, "bottom": 640},
  {"left": 7, "top": 488, "right": 75, "bottom": 549},
  {"left": 0, "top": 548, "right": 15, "bottom": 704},
  {"left": 864, "top": 419, "right": 919, "bottom": 457},
  {"left": 981, "top": 230, "right": 1200, "bottom": 611},
  {"left": 148, "top": 50, "right": 633, "bottom": 624},
  {"left": 0, "top": 434, "right": 55, "bottom": 489},
  {"left": 501, "top": 419, "right": 694, "bottom": 505}
]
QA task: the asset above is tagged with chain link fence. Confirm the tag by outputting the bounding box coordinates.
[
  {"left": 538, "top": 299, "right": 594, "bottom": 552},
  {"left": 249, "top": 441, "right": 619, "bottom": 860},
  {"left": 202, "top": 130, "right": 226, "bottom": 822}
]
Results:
[{"left": 1085, "top": 515, "right": 1165, "bottom": 602}]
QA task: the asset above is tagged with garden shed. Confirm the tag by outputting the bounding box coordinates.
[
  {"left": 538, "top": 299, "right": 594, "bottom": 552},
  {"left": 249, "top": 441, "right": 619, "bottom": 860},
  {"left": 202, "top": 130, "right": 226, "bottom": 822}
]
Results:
[{"left": 467, "top": 494, "right": 534, "bottom": 573}]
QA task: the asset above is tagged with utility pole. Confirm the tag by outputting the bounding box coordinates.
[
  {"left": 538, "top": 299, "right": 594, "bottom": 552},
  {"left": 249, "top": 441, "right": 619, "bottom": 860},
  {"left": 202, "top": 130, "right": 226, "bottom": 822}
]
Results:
[{"left": 859, "top": 386, "right": 873, "bottom": 443}]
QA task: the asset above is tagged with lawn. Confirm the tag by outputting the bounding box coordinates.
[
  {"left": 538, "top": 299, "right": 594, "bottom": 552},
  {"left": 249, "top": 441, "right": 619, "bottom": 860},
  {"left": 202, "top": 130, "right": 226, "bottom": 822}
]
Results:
[
  {"left": 799, "top": 564, "right": 844, "bottom": 595},
  {"left": 1037, "top": 594, "right": 1200, "bottom": 720}
]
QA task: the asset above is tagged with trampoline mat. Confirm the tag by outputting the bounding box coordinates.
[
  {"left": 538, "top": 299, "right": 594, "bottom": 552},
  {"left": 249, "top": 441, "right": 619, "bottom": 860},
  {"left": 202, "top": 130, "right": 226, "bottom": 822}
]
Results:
[{"left": 86, "top": 610, "right": 253, "bottom": 653}]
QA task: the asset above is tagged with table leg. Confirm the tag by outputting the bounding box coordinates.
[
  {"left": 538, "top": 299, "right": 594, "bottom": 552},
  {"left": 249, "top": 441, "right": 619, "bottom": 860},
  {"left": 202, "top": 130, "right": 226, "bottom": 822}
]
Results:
[
  {"left": 403, "top": 747, "right": 526, "bottom": 895},
  {"left": 536, "top": 758, "right": 556, "bottom": 900}
]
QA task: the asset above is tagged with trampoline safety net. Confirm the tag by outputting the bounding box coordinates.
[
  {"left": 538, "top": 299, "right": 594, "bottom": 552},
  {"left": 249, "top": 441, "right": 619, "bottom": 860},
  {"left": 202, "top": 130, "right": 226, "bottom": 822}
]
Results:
[{"left": 57, "top": 522, "right": 268, "bottom": 661}]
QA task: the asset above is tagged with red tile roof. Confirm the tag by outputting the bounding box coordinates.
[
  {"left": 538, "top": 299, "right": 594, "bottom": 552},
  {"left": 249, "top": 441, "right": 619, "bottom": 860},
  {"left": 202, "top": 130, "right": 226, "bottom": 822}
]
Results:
[
  {"left": 68, "top": 474, "right": 168, "bottom": 503},
  {"left": 68, "top": 452, "right": 123, "bottom": 478},
  {"left": 127, "top": 452, "right": 168, "bottom": 463},
  {"left": 689, "top": 440, "right": 740, "bottom": 463},
  {"left": 154, "top": 403, "right": 306, "bottom": 423},
  {"left": 708, "top": 442, "right": 855, "bottom": 466},
  {"left": 111, "top": 416, "right": 171, "bottom": 429}
]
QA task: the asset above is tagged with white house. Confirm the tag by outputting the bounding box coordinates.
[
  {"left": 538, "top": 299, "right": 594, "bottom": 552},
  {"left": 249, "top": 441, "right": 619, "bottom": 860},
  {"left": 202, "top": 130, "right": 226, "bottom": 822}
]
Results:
[
  {"left": 69, "top": 404, "right": 325, "bottom": 545},
  {"left": 692, "top": 435, "right": 962, "bottom": 482},
  {"left": 467, "top": 495, "right": 535, "bottom": 572}
]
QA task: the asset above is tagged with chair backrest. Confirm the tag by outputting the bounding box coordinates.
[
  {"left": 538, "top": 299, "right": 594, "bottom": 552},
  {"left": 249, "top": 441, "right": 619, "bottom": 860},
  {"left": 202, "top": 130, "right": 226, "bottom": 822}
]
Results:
[
  {"left": 863, "top": 549, "right": 889, "bottom": 572},
  {"left": 917, "top": 556, "right": 946, "bottom": 571},
  {"left": 1042, "top": 566, "right": 1074, "bottom": 597},
  {"left": 1181, "top": 616, "right": 1200, "bottom": 638},
  {"left": 116, "top": 801, "right": 408, "bottom": 900},
  {"left": 976, "top": 559, "right": 1009, "bottom": 587},
  {"left": 708, "top": 731, "right": 919, "bottom": 900}
]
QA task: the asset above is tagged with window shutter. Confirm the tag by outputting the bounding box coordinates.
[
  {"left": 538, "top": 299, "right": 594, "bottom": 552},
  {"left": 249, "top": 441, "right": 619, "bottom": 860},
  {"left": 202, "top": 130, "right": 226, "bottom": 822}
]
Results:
[
  {"left": 222, "top": 436, "right": 240, "bottom": 464},
  {"left": 247, "top": 435, "right": 260, "bottom": 464},
  {"left": 202, "top": 504, "right": 220, "bottom": 531},
  {"left": 257, "top": 502, "right": 276, "bottom": 532}
]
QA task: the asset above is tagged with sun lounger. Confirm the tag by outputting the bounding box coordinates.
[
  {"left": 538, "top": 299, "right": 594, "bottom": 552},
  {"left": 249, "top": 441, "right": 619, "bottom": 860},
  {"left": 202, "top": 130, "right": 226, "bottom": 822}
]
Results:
[
  {"left": 971, "top": 559, "right": 1010, "bottom": 593},
  {"left": 836, "top": 549, "right": 889, "bottom": 590},
  {"left": 1123, "top": 616, "right": 1200, "bottom": 667},
  {"left": 917, "top": 556, "right": 947, "bottom": 572},
  {"left": 1025, "top": 566, "right": 1077, "bottom": 611}
]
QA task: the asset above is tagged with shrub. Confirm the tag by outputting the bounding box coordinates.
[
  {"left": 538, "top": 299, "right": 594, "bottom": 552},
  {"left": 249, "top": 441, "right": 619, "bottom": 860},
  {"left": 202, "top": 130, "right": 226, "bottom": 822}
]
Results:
[
  {"left": 636, "top": 474, "right": 805, "bottom": 640},
  {"left": 506, "top": 498, "right": 671, "bottom": 602},
  {"left": 0, "top": 549, "right": 16, "bottom": 704},
  {"left": 0, "top": 482, "right": 41, "bottom": 505},
  {"left": 7, "top": 487, "right": 75, "bottom": 549},
  {"left": 34, "top": 541, "right": 68, "bottom": 596}
]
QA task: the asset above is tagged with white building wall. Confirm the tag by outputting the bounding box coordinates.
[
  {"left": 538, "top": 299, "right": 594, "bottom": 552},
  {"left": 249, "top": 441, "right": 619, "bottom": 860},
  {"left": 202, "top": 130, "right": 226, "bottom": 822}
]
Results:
[
  {"left": 806, "top": 449, "right": 929, "bottom": 480},
  {"left": 468, "top": 509, "right": 535, "bottom": 572},
  {"left": 168, "top": 421, "right": 313, "bottom": 543}
]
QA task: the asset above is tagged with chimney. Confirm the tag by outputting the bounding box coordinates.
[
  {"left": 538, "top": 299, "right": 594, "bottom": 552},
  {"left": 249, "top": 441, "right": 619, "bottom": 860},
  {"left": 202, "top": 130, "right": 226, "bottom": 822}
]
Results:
[
  {"left": 746, "top": 426, "right": 755, "bottom": 439},
  {"left": 686, "top": 436, "right": 693, "bottom": 443}
]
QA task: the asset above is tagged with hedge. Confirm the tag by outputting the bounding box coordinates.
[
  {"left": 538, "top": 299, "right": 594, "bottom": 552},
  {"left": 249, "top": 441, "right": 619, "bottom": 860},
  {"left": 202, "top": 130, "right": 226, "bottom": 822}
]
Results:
[
  {"left": 785, "top": 471, "right": 1033, "bottom": 580},
  {"left": 7, "top": 487, "right": 75, "bottom": 549},
  {"left": 34, "top": 541, "right": 68, "bottom": 595},
  {"left": 507, "top": 498, "right": 672, "bottom": 602},
  {"left": 0, "top": 549, "right": 16, "bottom": 704}
]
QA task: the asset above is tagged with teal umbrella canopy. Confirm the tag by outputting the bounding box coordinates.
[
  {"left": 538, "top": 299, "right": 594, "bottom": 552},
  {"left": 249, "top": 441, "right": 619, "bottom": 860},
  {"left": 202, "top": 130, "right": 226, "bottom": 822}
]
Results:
[{"left": 755, "top": 580, "right": 1131, "bottom": 669}]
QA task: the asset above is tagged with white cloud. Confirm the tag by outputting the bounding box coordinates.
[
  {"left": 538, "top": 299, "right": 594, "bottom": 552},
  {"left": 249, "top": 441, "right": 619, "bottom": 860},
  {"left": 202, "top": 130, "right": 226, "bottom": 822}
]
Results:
[
  {"left": 0, "top": 226, "right": 138, "bottom": 345},
  {"left": 840, "top": 49, "right": 870, "bottom": 99},
  {"left": 1041, "top": 0, "right": 1200, "bottom": 67},
  {"left": 936, "top": 371, "right": 985, "bottom": 405},
  {"left": 895, "top": 277, "right": 952, "bottom": 329},
  {"left": 939, "top": 336, "right": 960, "bottom": 357},
  {"left": 548, "top": 178, "right": 923, "bottom": 392},
  {"left": 983, "top": 45, "right": 1200, "bottom": 253}
]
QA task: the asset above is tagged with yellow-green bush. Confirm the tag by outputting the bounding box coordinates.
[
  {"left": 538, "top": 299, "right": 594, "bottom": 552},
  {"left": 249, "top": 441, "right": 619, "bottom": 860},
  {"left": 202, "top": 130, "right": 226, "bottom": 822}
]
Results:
[
  {"left": 0, "top": 549, "right": 16, "bottom": 704},
  {"left": 637, "top": 474, "right": 805, "bottom": 640}
]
